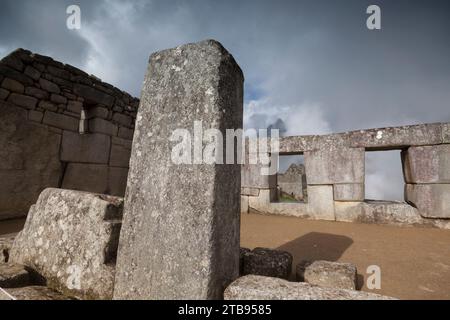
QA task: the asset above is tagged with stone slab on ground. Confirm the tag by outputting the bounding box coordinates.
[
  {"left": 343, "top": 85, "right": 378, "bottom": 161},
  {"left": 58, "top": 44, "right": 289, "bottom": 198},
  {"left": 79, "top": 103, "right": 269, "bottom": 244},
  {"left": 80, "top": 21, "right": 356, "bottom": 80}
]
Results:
[
  {"left": 224, "top": 275, "right": 396, "bottom": 300},
  {"left": 296, "top": 260, "right": 357, "bottom": 290},
  {"left": 242, "top": 247, "right": 292, "bottom": 280},
  {"left": 3, "top": 286, "right": 72, "bottom": 300},
  {"left": 10, "top": 188, "right": 123, "bottom": 300},
  {"left": 114, "top": 40, "right": 244, "bottom": 300},
  {"left": 0, "top": 263, "right": 30, "bottom": 288}
]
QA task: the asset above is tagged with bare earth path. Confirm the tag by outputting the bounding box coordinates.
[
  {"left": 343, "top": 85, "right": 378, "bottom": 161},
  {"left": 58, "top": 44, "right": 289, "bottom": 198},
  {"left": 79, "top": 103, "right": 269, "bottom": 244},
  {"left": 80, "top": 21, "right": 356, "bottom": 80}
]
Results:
[
  {"left": 241, "top": 213, "right": 450, "bottom": 300},
  {"left": 2, "top": 215, "right": 449, "bottom": 299}
]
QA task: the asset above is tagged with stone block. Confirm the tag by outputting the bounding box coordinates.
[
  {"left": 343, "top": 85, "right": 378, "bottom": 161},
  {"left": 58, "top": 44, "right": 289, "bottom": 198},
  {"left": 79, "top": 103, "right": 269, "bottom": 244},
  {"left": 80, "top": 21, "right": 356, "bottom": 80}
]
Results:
[
  {"left": 1, "top": 55, "right": 24, "bottom": 71},
  {"left": 7, "top": 93, "right": 37, "bottom": 109},
  {"left": 0, "top": 88, "right": 9, "bottom": 100},
  {"left": 241, "top": 187, "right": 260, "bottom": 197},
  {"left": 61, "top": 164, "right": 109, "bottom": 194},
  {"left": 296, "top": 260, "right": 357, "bottom": 290},
  {"left": 47, "top": 66, "right": 71, "bottom": 80},
  {"left": 334, "top": 184, "right": 364, "bottom": 201},
  {"left": 0, "top": 237, "right": 14, "bottom": 263},
  {"left": 405, "top": 184, "right": 450, "bottom": 218},
  {"left": 443, "top": 123, "right": 450, "bottom": 143},
  {"left": 112, "top": 136, "right": 132, "bottom": 149},
  {"left": 242, "top": 248, "right": 292, "bottom": 280},
  {"left": 403, "top": 145, "right": 450, "bottom": 184},
  {"left": 241, "top": 195, "right": 249, "bottom": 214},
  {"left": 112, "top": 112, "right": 132, "bottom": 127},
  {"left": 73, "top": 84, "right": 115, "bottom": 107},
  {"left": 39, "top": 78, "right": 60, "bottom": 94},
  {"left": 1, "top": 78, "right": 24, "bottom": 93},
  {"left": 50, "top": 93, "right": 67, "bottom": 104},
  {"left": 114, "top": 40, "right": 244, "bottom": 300},
  {"left": 89, "top": 118, "right": 118, "bottom": 136},
  {"left": 28, "top": 110, "right": 44, "bottom": 123},
  {"left": 38, "top": 100, "right": 58, "bottom": 112},
  {"left": 0, "top": 264, "right": 30, "bottom": 288},
  {"left": 43, "top": 111, "right": 79, "bottom": 131},
  {"left": 0, "top": 65, "right": 33, "bottom": 86},
  {"left": 10, "top": 188, "right": 123, "bottom": 299},
  {"left": 86, "top": 106, "right": 109, "bottom": 119},
  {"left": 241, "top": 163, "right": 276, "bottom": 189},
  {"left": 224, "top": 275, "right": 396, "bottom": 300},
  {"left": 24, "top": 65, "right": 41, "bottom": 80},
  {"left": 109, "top": 144, "right": 131, "bottom": 167},
  {"left": 118, "top": 126, "right": 134, "bottom": 139},
  {"left": 3, "top": 286, "right": 72, "bottom": 300},
  {"left": 25, "top": 87, "right": 48, "bottom": 100},
  {"left": 349, "top": 123, "right": 443, "bottom": 149},
  {"left": 307, "top": 185, "right": 335, "bottom": 220},
  {"left": 61, "top": 131, "right": 111, "bottom": 164},
  {"left": 239, "top": 248, "right": 251, "bottom": 275}
]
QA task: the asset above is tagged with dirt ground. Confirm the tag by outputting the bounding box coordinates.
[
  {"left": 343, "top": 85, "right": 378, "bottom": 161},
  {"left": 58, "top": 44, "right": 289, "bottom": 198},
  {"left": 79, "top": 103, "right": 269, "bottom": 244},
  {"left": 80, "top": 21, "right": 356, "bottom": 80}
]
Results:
[
  {"left": 241, "top": 213, "right": 450, "bottom": 300},
  {"left": 2, "top": 214, "right": 449, "bottom": 300}
]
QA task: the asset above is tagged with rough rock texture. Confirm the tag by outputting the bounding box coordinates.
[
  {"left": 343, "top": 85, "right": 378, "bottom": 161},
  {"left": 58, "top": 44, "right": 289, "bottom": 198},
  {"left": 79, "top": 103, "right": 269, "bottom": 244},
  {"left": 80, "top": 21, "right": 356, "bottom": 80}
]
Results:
[
  {"left": 242, "top": 248, "right": 293, "bottom": 280},
  {"left": 0, "top": 236, "right": 14, "bottom": 263},
  {"left": 403, "top": 145, "right": 450, "bottom": 183},
  {"left": 3, "top": 286, "right": 72, "bottom": 300},
  {"left": 0, "top": 263, "right": 30, "bottom": 288},
  {"left": 224, "top": 275, "right": 396, "bottom": 300},
  {"left": 296, "top": 260, "right": 357, "bottom": 290},
  {"left": 333, "top": 184, "right": 365, "bottom": 202},
  {"left": 239, "top": 248, "right": 251, "bottom": 275},
  {"left": 10, "top": 188, "right": 123, "bottom": 300},
  {"left": 114, "top": 40, "right": 244, "bottom": 300},
  {"left": 405, "top": 184, "right": 450, "bottom": 218}
]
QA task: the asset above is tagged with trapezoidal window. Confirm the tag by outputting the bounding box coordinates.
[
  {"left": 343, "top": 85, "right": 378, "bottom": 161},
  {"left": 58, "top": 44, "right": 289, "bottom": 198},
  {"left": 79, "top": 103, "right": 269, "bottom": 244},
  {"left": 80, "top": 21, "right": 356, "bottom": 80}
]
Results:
[
  {"left": 275, "top": 154, "right": 307, "bottom": 203},
  {"left": 365, "top": 150, "right": 405, "bottom": 202}
]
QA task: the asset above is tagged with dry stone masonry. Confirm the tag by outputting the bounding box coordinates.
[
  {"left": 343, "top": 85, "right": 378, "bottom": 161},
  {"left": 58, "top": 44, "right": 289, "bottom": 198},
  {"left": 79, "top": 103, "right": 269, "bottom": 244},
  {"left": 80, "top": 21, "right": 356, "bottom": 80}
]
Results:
[
  {"left": 113, "top": 40, "right": 244, "bottom": 300},
  {"left": 241, "top": 122, "right": 450, "bottom": 229},
  {"left": 0, "top": 49, "right": 138, "bottom": 220}
]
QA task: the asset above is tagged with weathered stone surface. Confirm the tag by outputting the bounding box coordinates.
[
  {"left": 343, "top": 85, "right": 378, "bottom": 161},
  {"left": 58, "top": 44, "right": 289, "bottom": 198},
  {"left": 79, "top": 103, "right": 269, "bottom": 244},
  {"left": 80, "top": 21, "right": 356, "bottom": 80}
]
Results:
[
  {"left": 1, "top": 78, "right": 24, "bottom": 93},
  {"left": 305, "top": 147, "right": 364, "bottom": 184},
  {"left": 67, "top": 100, "right": 83, "bottom": 114},
  {"left": 7, "top": 93, "right": 37, "bottom": 109},
  {"left": 50, "top": 93, "right": 67, "bottom": 104},
  {"left": 62, "top": 163, "right": 109, "bottom": 194},
  {"left": 403, "top": 145, "right": 450, "bottom": 184},
  {"left": 334, "top": 201, "right": 433, "bottom": 227},
  {"left": 109, "top": 144, "right": 131, "bottom": 167},
  {"left": 242, "top": 248, "right": 292, "bottom": 280},
  {"left": 0, "top": 237, "right": 14, "bottom": 263},
  {"left": 10, "top": 188, "right": 123, "bottom": 299},
  {"left": 224, "top": 275, "right": 396, "bottom": 300},
  {"left": 61, "top": 131, "right": 111, "bottom": 164},
  {"left": 241, "top": 195, "right": 249, "bottom": 214},
  {"left": 0, "top": 88, "right": 9, "bottom": 100},
  {"left": 349, "top": 123, "right": 443, "bottom": 149},
  {"left": 112, "top": 112, "right": 132, "bottom": 127},
  {"left": 108, "top": 167, "right": 128, "bottom": 196},
  {"left": 86, "top": 106, "right": 109, "bottom": 119},
  {"left": 0, "top": 65, "right": 34, "bottom": 86},
  {"left": 0, "top": 263, "right": 30, "bottom": 288},
  {"left": 114, "top": 40, "right": 244, "bottom": 300},
  {"left": 0, "top": 102, "right": 63, "bottom": 220},
  {"left": 334, "top": 184, "right": 365, "bottom": 201},
  {"left": 28, "top": 110, "right": 44, "bottom": 123},
  {"left": 38, "top": 100, "right": 57, "bottom": 111},
  {"left": 39, "top": 78, "right": 60, "bottom": 94},
  {"left": 241, "top": 187, "right": 260, "bottom": 197},
  {"left": 89, "top": 118, "right": 118, "bottom": 136},
  {"left": 443, "top": 123, "right": 450, "bottom": 143},
  {"left": 24, "top": 65, "right": 41, "bottom": 81},
  {"left": 405, "top": 184, "right": 450, "bottom": 218},
  {"left": 241, "top": 163, "right": 276, "bottom": 189},
  {"left": 25, "top": 87, "right": 48, "bottom": 99},
  {"left": 73, "top": 84, "right": 115, "bottom": 107},
  {"left": 296, "top": 260, "right": 357, "bottom": 290},
  {"left": 118, "top": 126, "right": 134, "bottom": 139},
  {"left": 4, "top": 286, "right": 72, "bottom": 300},
  {"left": 239, "top": 248, "right": 251, "bottom": 275},
  {"left": 307, "top": 185, "right": 335, "bottom": 220},
  {"left": 43, "top": 111, "right": 78, "bottom": 131}
]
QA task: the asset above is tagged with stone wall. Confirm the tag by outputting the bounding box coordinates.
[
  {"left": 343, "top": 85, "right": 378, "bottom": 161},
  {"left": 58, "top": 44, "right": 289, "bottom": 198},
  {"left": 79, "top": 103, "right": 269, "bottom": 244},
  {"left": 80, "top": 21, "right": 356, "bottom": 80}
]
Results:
[
  {"left": 241, "top": 122, "right": 450, "bottom": 229},
  {"left": 0, "top": 49, "right": 139, "bottom": 220}
]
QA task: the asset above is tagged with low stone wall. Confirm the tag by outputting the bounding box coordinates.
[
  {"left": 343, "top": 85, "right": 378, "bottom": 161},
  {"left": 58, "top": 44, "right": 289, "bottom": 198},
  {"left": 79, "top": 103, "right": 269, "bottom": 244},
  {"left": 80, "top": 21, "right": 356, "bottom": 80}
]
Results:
[
  {"left": 241, "top": 122, "right": 450, "bottom": 229},
  {"left": 0, "top": 49, "right": 139, "bottom": 220}
]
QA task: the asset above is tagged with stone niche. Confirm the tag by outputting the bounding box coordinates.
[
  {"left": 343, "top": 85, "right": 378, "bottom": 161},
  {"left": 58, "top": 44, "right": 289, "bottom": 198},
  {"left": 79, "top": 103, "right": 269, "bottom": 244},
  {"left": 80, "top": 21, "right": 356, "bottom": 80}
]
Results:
[{"left": 0, "top": 49, "right": 139, "bottom": 220}]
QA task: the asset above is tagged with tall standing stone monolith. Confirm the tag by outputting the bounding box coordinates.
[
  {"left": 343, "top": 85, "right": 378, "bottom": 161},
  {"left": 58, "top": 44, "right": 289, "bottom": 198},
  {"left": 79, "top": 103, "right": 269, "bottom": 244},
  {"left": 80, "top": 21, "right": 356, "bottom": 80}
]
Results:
[{"left": 113, "top": 40, "right": 244, "bottom": 299}]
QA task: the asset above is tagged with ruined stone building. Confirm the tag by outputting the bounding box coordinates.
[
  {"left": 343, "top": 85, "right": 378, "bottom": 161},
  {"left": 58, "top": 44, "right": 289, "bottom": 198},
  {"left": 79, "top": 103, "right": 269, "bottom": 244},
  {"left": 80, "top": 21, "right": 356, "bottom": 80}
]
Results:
[
  {"left": 0, "top": 49, "right": 139, "bottom": 220},
  {"left": 277, "top": 163, "right": 307, "bottom": 201}
]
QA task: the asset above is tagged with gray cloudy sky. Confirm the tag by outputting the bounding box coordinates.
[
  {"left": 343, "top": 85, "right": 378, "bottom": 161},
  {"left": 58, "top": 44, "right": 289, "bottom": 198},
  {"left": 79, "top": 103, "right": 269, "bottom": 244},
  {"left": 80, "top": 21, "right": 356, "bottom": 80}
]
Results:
[{"left": 1, "top": 0, "right": 449, "bottom": 200}]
